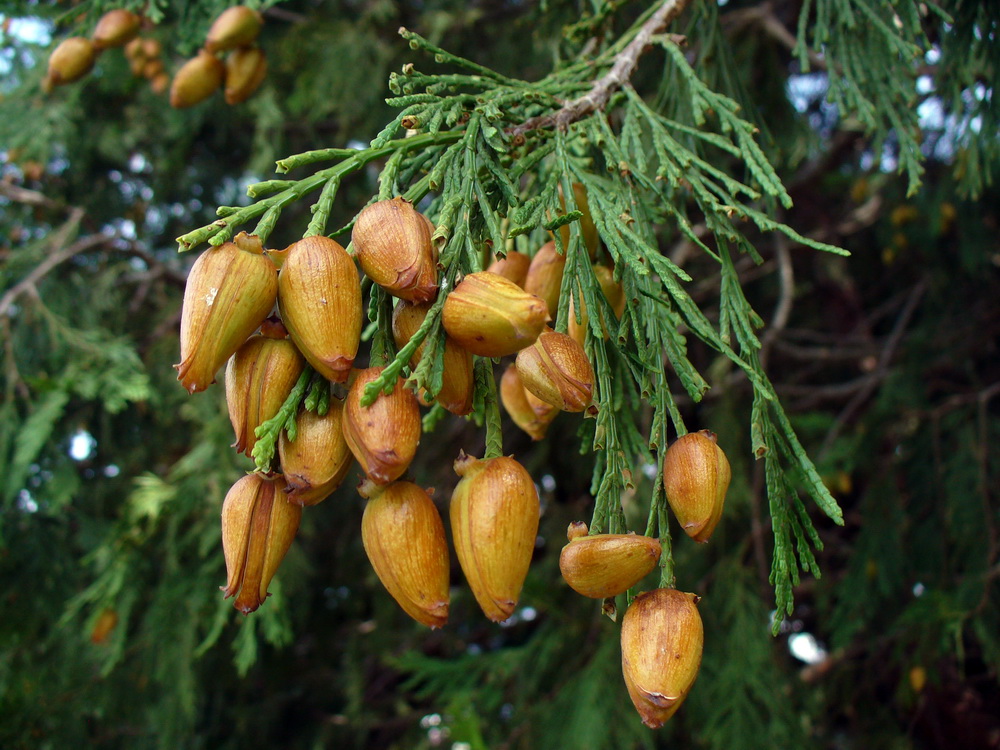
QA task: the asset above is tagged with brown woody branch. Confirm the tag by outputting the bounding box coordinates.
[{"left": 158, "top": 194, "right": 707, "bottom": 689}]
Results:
[{"left": 509, "top": 0, "right": 692, "bottom": 136}]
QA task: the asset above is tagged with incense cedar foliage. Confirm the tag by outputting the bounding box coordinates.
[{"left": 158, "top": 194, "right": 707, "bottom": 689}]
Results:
[{"left": 1, "top": 1, "right": 998, "bottom": 748}]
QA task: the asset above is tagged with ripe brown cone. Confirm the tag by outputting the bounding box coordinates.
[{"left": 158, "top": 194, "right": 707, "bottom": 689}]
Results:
[
  {"left": 276, "top": 236, "right": 361, "bottom": 384},
  {"left": 442, "top": 271, "right": 549, "bottom": 357},
  {"left": 523, "top": 241, "right": 565, "bottom": 319},
  {"left": 567, "top": 264, "right": 625, "bottom": 346},
  {"left": 392, "top": 300, "right": 473, "bottom": 415},
  {"left": 45, "top": 37, "right": 97, "bottom": 90},
  {"left": 621, "top": 588, "right": 703, "bottom": 728},
  {"left": 92, "top": 10, "right": 141, "bottom": 50},
  {"left": 205, "top": 6, "right": 263, "bottom": 53},
  {"left": 225, "top": 333, "right": 305, "bottom": 457},
  {"left": 170, "top": 50, "right": 225, "bottom": 108},
  {"left": 663, "top": 430, "right": 731, "bottom": 543},
  {"left": 352, "top": 198, "right": 438, "bottom": 303},
  {"left": 279, "top": 402, "right": 353, "bottom": 506},
  {"left": 221, "top": 473, "right": 301, "bottom": 614},
  {"left": 515, "top": 329, "right": 594, "bottom": 412},
  {"left": 224, "top": 46, "right": 267, "bottom": 105},
  {"left": 487, "top": 250, "right": 530, "bottom": 288},
  {"left": 175, "top": 233, "right": 278, "bottom": 394},
  {"left": 360, "top": 480, "right": 450, "bottom": 628},
  {"left": 559, "top": 533, "right": 661, "bottom": 598},
  {"left": 342, "top": 367, "right": 421, "bottom": 485},
  {"left": 450, "top": 453, "right": 539, "bottom": 622},
  {"left": 499, "top": 363, "right": 556, "bottom": 441}
]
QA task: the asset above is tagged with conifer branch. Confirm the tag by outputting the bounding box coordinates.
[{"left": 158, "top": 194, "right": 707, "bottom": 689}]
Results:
[{"left": 510, "top": 0, "right": 692, "bottom": 136}]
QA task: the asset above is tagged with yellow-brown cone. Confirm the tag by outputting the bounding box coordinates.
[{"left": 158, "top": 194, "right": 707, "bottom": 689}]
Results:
[
  {"left": 170, "top": 50, "right": 224, "bottom": 108},
  {"left": 279, "top": 402, "right": 353, "bottom": 506},
  {"left": 224, "top": 46, "right": 267, "bottom": 105},
  {"left": 515, "top": 329, "right": 594, "bottom": 412},
  {"left": 392, "top": 300, "right": 473, "bottom": 415},
  {"left": 175, "top": 233, "right": 278, "bottom": 394},
  {"left": 92, "top": 9, "right": 141, "bottom": 50},
  {"left": 663, "top": 430, "right": 731, "bottom": 543},
  {"left": 568, "top": 264, "right": 625, "bottom": 346},
  {"left": 487, "top": 250, "right": 530, "bottom": 288},
  {"left": 221, "top": 473, "right": 301, "bottom": 614},
  {"left": 360, "top": 480, "right": 450, "bottom": 628},
  {"left": 441, "top": 271, "right": 549, "bottom": 357},
  {"left": 621, "top": 588, "right": 703, "bottom": 728},
  {"left": 499, "top": 363, "right": 556, "bottom": 441},
  {"left": 450, "top": 453, "right": 539, "bottom": 622},
  {"left": 205, "top": 6, "right": 263, "bottom": 53},
  {"left": 342, "top": 367, "right": 421, "bottom": 485},
  {"left": 225, "top": 334, "right": 305, "bottom": 457},
  {"left": 523, "top": 241, "right": 566, "bottom": 320},
  {"left": 559, "top": 533, "right": 661, "bottom": 598},
  {"left": 557, "top": 182, "right": 600, "bottom": 260},
  {"left": 276, "top": 236, "right": 361, "bottom": 384},
  {"left": 45, "top": 37, "right": 97, "bottom": 89},
  {"left": 352, "top": 198, "right": 438, "bottom": 303}
]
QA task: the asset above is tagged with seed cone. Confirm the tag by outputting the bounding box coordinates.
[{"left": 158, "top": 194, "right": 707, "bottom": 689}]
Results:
[
  {"left": 559, "top": 533, "right": 661, "bottom": 598},
  {"left": 663, "top": 430, "right": 731, "bottom": 543},
  {"left": 621, "top": 588, "right": 703, "bottom": 728},
  {"left": 277, "top": 236, "right": 361, "bottom": 383},
  {"left": 343, "top": 367, "right": 421, "bottom": 485},
  {"left": 205, "top": 6, "right": 263, "bottom": 53},
  {"left": 360, "top": 480, "right": 450, "bottom": 628},
  {"left": 515, "top": 329, "right": 594, "bottom": 412},
  {"left": 523, "top": 241, "right": 566, "bottom": 319},
  {"left": 175, "top": 233, "right": 278, "bottom": 394},
  {"left": 90, "top": 608, "right": 119, "bottom": 645},
  {"left": 221, "top": 473, "right": 301, "bottom": 614},
  {"left": 279, "top": 402, "right": 353, "bottom": 506},
  {"left": 352, "top": 198, "right": 438, "bottom": 303},
  {"left": 45, "top": 37, "right": 97, "bottom": 90},
  {"left": 499, "top": 363, "right": 556, "bottom": 441},
  {"left": 450, "top": 453, "right": 540, "bottom": 622},
  {"left": 392, "top": 300, "right": 473, "bottom": 415},
  {"left": 225, "top": 334, "right": 305, "bottom": 457},
  {"left": 442, "top": 271, "right": 549, "bottom": 357},
  {"left": 487, "top": 250, "right": 530, "bottom": 288},
  {"left": 568, "top": 265, "right": 625, "bottom": 345},
  {"left": 224, "top": 46, "right": 267, "bottom": 105},
  {"left": 170, "top": 50, "right": 224, "bottom": 108},
  {"left": 92, "top": 9, "right": 141, "bottom": 49}
]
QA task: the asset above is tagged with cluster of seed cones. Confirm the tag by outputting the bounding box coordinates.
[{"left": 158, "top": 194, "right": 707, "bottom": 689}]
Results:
[
  {"left": 176, "top": 179, "right": 733, "bottom": 725},
  {"left": 44, "top": 6, "right": 267, "bottom": 107}
]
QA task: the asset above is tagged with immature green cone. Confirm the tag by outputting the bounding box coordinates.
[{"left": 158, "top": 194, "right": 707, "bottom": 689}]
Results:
[
  {"left": 523, "top": 241, "right": 566, "bottom": 319},
  {"left": 450, "top": 453, "right": 540, "bottom": 622},
  {"left": 559, "top": 531, "right": 661, "bottom": 598},
  {"left": 224, "top": 46, "right": 267, "bottom": 105},
  {"left": 277, "top": 236, "right": 361, "bottom": 383},
  {"left": 515, "top": 329, "right": 594, "bottom": 412},
  {"left": 205, "top": 6, "right": 263, "bottom": 53},
  {"left": 279, "top": 402, "right": 353, "bottom": 506},
  {"left": 342, "top": 368, "right": 421, "bottom": 485},
  {"left": 170, "top": 50, "right": 224, "bottom": 108},
  {"left": 352, "top": 198, "right": 438, "bottom": 303},
  {"left": 663, "top": 430, "right": 731, "bottom": 543},
  {"left": 621, "top": 589, "right": 703, "bottom": 728},
  {"left": 221, "top": 473, "right": 301, "bottom": 614},
  {"left": 92, "top": 9, "right": 141, "bottom": 50},
  {"left": 487, "top": 250, "right": 530, "bottom": 288},
  {"left": 225, "top": 331, "right": 305, "bottom": 457},
  {"left": 175, "top": 233, "right": 278, "bottom": 394},
  {"left": 442, "top": 271, "right": 549, "bottom": 357},
  {"left": 44, "top": 37, "right": 97, "bottom": 90},
  {"left": 568, "top": 264, "right": 625, "bottom": 346},
  {"left": 360, "top": 480, "right": 450, "bottom": 628},
  {"left": 392, "top": 300, "right": 473, "bottom": 415},
  {"left": 499, "top": 363, "right": 556, "bottom": 441}
]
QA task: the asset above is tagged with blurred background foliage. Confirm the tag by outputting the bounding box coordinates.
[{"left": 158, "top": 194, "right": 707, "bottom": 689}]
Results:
[{"left": 0, "top": 0, "right": 998, "bottom": 748}]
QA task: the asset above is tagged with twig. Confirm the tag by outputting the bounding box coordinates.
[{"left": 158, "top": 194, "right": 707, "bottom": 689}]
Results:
[
  {"left": 760, "top": 233, "right": 794, "bottom": 370},
  {"left": 0, "top": 181, "right": 63, "bottom": 210},
  {"left": 509, "top": 0, "right": 692, "bottom": 136}
]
